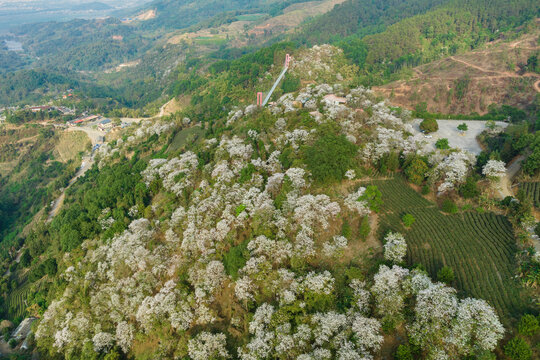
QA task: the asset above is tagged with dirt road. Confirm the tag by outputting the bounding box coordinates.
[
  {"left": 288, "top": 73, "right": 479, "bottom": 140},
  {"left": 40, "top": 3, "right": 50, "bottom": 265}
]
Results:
[
  {"left": 498, "top": 155, "right": 525, "bottom": 199},
  {"left": 47, "top": 153, "right": 94, "bottom": 222},
  {"left": 449, "top": 56, "right": 540, "bottom": 92}
]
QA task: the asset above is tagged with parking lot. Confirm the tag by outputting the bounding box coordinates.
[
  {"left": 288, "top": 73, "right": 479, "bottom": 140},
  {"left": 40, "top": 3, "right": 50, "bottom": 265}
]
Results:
[{"left": 411, "top": 119, "right": 508, "bottom": 155}]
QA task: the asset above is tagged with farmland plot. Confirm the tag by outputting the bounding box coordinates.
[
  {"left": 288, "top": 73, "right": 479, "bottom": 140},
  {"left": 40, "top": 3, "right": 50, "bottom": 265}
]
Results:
[
  {"left": 365, "top": 177, "right": 528, "bottom": 319},
  {"left": 520, "top": 182, "right": 540, "bottom": 208}
]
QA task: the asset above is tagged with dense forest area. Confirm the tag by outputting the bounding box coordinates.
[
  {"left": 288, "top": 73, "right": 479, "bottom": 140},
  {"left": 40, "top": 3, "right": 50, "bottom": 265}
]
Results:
[
  {"left": 10, "top": 18, "right": 149, "bottom": 71},
  {"left": 295, "top": 0, "right": 540, "bottom": 84}
]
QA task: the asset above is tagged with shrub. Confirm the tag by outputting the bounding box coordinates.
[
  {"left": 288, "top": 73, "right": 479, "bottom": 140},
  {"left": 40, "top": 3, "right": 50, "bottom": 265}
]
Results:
[
  {"left": 437, "top": 266, "right": 455, "bottom": 285},
  {"left": 20, "top": 250, "right": 32, "bottom": 268},
  {"left": 504, "top": 337, "right": 532, "bottom": 360},
  {"left": 8, "top": 338, "right": 17, "bottom": 349},
  {"left": 457, "top": 123, "right": 468, "bottom": 132},
  {"left": 459, "top": 176, "right": 480, "bottom": 199},
  {"left": 421, "top": 185, "right": 430, "bottom": 195},
  {"left": 359, "top": 216, "right": 370, "bottom": 241},
  {"left": 304, "top": 132, "right": 357, "bottom": 183},
  {"left": 435, "top": 138, "right": 450, "bottom": 149},
  {"left": 341, "top": 220, "right": 352, "bottom": 239},
  {"left": 405, "top": 157, "right": 428, "bottom": 185},
  {"left": 441, "top": 199, "right": 458, "bottom": 214},
  {"left": 402, "top": 214, "right": 415, "bottom": 227},
  {"left": 223, "top": 241, "right": 248, "bottom": 280},
  {"left": 420, "top": 118, "right": 438, "bottom": 133},
  {"left": 281, "top": 75, "right": 301, "bottom": 93},
  {"left": 518, "top": 314, "right": 540, "bottom": 337},
  {"left": 359, "top": 186, "right": 383, "bottom": 213},
  {"left": 394, "top": 344, "right": 413, "bottom": 360}
]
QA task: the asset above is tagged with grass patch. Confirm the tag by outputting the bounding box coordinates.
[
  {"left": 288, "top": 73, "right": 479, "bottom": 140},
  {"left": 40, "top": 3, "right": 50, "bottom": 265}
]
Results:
[
  {"left": 194, "top": 36, "right": 228, "bottom": 46},
  {"left": 54, "top": 131, "right": 91, "bottom": 162},
  {"left": 365, "top": 177, "right": 528, "bottom": 320},
  {"left": 237, "top": 14, "right": 267, "bottom": 21},
  {"left": 223, "top": 240, "right": 249, "bottom": 280},
  {"left": 168, "top": 126, "right": 205, "bottom": 153}
]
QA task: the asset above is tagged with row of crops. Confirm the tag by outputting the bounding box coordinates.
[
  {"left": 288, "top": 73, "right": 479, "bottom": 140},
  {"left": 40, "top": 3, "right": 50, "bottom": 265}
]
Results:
[
  {"left": 520, "top": 181, "right": 540, "bottom": 207},
  {"left": 365, "top": 177, "right": 528, "bottom": 319},
  {"left": 5, "top": 282, "right": 30, "bottom": 321}
]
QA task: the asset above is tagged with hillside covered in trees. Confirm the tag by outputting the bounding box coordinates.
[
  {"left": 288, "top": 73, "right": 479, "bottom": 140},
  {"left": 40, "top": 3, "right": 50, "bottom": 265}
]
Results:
[{"left": 0, "top": 1, "right": 540, "bottom": 359}]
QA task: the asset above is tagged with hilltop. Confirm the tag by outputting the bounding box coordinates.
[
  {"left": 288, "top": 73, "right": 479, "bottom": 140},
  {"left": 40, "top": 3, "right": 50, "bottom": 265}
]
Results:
[{"left": 374, "top": 26, "right": 540, "bottom": 115}]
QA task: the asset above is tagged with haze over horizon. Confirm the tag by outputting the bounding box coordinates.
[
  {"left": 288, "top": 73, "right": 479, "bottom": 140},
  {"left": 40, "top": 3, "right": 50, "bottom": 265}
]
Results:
[{"left": 0, "top": 0, "right": 152, "bottom": 32}]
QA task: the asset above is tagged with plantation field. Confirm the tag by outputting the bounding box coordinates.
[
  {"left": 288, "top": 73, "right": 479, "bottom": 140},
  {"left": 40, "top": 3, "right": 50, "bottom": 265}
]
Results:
[
  {"left": 365, "top": 177, "right": 527, "bottom": 319},
  {"left": 520, "top": 182, "right": 540, "bottom": 208},
  {"left": 5, "top": 282, "right": 30, "bottom": 320}
]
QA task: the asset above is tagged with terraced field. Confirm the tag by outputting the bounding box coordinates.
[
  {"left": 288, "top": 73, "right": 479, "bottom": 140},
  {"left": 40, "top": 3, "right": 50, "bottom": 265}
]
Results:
[
  {"left": 365, "top": 177, "right": 527, "bottom": 319},
  {"left": 5, "top": 282, "right": 30, "bottom": 320},
  {"left": 520, "top": 182, "right": 540, "bottom": 207}
]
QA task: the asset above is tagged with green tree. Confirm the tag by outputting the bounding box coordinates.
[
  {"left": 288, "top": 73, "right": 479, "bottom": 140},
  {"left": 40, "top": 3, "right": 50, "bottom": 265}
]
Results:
[
  {"left": 441, "top": 199, "right": 458, "bottom": 214},
  {"left": 405, "top": 157, "right": 428, "bottom": 185},
  {"left": 395, "top": 344, "right": 413, "bottom": 360},
  {"left": 518, "top": 314, "right": 539, "bottom": 337},
  {"left": 504, "top": 337, "right": 532, "bottom": 360},
  {"left": 459, "top": 176, "right": 480, "bottom": 199},
  {"left": 435, "top": 138, "right": 449, "bottom": 150},
  {"left": 304, "top": 131, "right": 357, "bottom": 183},
  {"left": 420, "top": 118, "right": 438, "bottom": 133},
  {"left": 402, "top": 214, "right": 415, "bottom": 227},
  {"left": 359, "top": 186, "right": 383, "bottom": 213},
  {"left": 20, "top": 249, "right": 32, "bottom": 268},
  {"left": 437, "top": 266, "right": 455, "bottom": 285},
  {"left": 359, "top": 216, "right": 370, "bottom": 240},
  {"left": 281, "top": 76, "right": 301, "bottom": 93},
  {"left": 457, "top": 123, "right": 468, "bottom": 132}
]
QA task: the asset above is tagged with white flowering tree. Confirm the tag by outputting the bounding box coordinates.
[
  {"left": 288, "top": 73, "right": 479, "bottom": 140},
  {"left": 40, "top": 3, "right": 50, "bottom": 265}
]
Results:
[
  {"left": 482, "top": 160, "right": 506, "bottom": 180},
  {"left": 188, "top": 332, "right": 229, "bottom": 360},
  {"left": 383, "top": 232, "right": 407, "bottom": 263}
]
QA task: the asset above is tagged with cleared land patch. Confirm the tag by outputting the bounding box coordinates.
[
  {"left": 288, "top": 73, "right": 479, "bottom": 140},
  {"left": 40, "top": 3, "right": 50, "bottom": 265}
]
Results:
[
  {"left": 168, "top": 126, "right": 205, "bottom": 153},
  {"left": 374, "top": 30, "right": 540, "bottom": 114},
  {"left": 54, "top": 131, "right": 91, "bottom": 163},
  {"left": 366, "top": 177, "right": 527, "bottom": 319}
]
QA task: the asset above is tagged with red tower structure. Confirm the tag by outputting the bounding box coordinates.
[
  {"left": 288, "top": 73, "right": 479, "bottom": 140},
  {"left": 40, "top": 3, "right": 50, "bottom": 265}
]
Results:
[
  {"left": 285, "top": 54, "right": 291, "bottom": 68},
  {"left": 256, "top": 92, "right": 263, "bottom": 106}
]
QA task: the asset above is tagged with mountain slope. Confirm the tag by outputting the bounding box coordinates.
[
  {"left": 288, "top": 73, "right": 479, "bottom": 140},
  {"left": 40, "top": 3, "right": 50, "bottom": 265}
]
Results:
[{"left": 373, "top": 27, "right": 540, "bottom": 115}]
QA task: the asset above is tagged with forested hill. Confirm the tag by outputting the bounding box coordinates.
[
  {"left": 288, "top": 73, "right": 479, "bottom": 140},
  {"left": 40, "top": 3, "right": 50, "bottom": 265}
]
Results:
[
  {"left": 292, "top": 0, "right": 539, "bottom": 85},
  {"left": 296, "top": 0, "right": 539, "bottom": 44},
  {"left": 134, "top": 0, "right": 315, "bottom": 30}
]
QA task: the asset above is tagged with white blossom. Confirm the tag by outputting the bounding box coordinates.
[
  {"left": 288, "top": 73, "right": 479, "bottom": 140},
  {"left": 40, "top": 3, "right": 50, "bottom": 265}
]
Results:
[
  {"left": 482, "top": 160, "right": 506, "bottom": 179},
  {"left": 383, "top": 232, "right": 407, "bottom": 263},
  {"left": 188, "top": 332, "right": 229, "bottom": 360}
]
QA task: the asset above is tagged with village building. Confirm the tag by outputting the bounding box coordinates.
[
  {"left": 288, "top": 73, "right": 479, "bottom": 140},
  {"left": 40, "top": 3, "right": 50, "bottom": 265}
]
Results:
[
  {"left": 98, "top": 118, "right": 113, "bottom": 131},
  {"left": 323, "top": 94, "right": 347, "bottom": 106}
]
